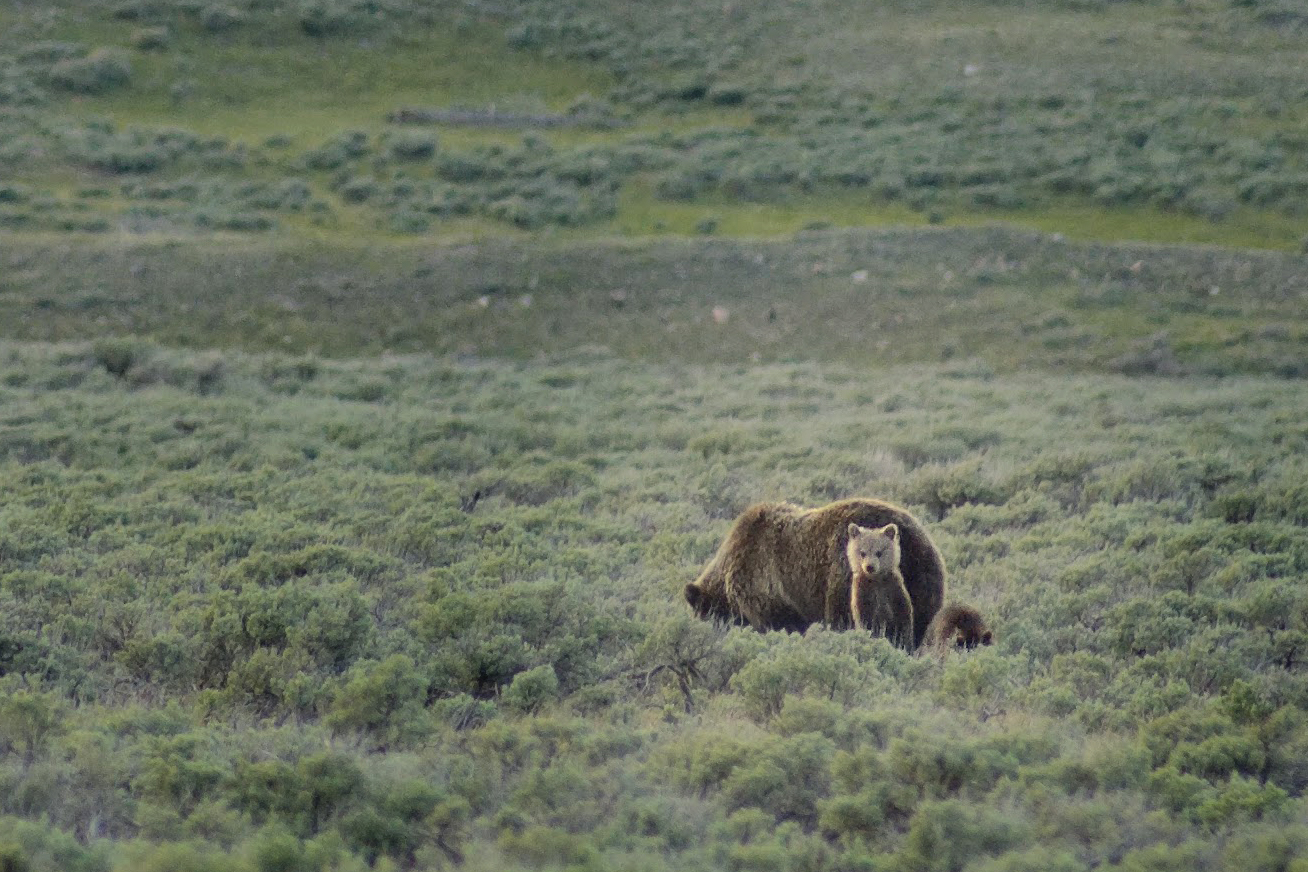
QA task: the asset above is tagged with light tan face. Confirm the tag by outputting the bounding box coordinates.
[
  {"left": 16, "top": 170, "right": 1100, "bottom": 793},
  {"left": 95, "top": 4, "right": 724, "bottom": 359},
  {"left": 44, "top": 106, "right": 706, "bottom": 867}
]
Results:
[{"left": 846, "top": 523, "right": 900, "bottom": 576}]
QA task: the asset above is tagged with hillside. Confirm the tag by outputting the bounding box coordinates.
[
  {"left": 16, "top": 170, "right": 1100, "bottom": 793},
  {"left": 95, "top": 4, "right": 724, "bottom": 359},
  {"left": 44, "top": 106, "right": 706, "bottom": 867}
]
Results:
[
  {"left": 3, "top": 1, "right": 1308, "bottom": 871},
  {"left": 2, "top": 0, "right": 1308, "bottom": 246}
]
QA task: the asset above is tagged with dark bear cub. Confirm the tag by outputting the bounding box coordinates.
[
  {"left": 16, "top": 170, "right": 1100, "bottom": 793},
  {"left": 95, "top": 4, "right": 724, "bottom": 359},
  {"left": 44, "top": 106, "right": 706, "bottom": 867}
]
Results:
[
  {"left": 846, "top": 522, "right": 914, "bottom": 649},
  {"left": 923, "top": 603, "right": 994, "bottom": 651}
]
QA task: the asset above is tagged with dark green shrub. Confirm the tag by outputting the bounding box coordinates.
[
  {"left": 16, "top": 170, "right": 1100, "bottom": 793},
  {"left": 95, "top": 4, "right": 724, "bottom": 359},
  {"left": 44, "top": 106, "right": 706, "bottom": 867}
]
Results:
[
  {"left": 886, "top": 729, "right": 1024, "bottom": 801},
  {"left": 418, "top": 579, "right": 621, "bottom": 699},
  {"left": 1195, "top": 775, "right": 1289, "bottom": 828},
  {"left": 387, "top": 207, "right": 430, "bottom": 234},
  {"left": 899, "top": 800, "right": 1028, "bottom": 872},
  {"left": 499, "top": 826, "right": 596, "bottom": 869},
  {"left": 200, "top": 6, "right": 246, "bottom": 32},
  {"left": 337, "top": 176, "right": 378, "bottom": 204},
  {"left": 695, "top": 216, "right": 719, "bottom": 235},
  {"left": 1113, "top": 839, "right": 1212, "bottom": 872},
  {"left": 295, "top": 752, "right": 366, "bottom": 836},
  {"left": 490, "top": 458, "right": 597, "bottom": 505},
  {"left": 298, "top": 0, "right": 384, "bottom": 37},
  {"left": 246, "top": 825, "right": 317, "bottom": 872},
  {"left": 0, "top": 841, "right": 28, "bottom": 872},
  {"left": 118, "top": 633, "right": 199, "bottom": 689},
  {"left": 0, "top": 692, "right": 62, "bottom": 765},
  {"left": 0, "top": 210, "right": 33, "bottom": 229},
  {"left": 340, "top": 780, "right": 444, "bottom": 867},
  {"left": 325, "top": 654, "right": 429, "bottom": 748},
  {"left": 243, "top": 179, "right": 314, "bottom": 212},
  {"left": 905, "top": 460, "right": 1010, "bottom": 521},
  {"left": 1104, "top": 592, "right": 1238, "bottom": 659},
  {"left": 131, "top": 27, "right": 171, "bottom": 51},
  {"left": 721, "top": 733, "right": 834, "bottom": 827},
  {"left": 729, "top": 630, "right": 914, "bottom": 721},
  {"left": 228, "top": 760, "right": 301, "bottom": 828},
  {"left": 1220, "top": 825, "right": 1308, "bottom": 872},
  {"left": 387, "top": 132, "right": 437, "bottom": 161},
  {"left": 50, "top": 49, "right": 131, "bottom": 95},
  {"left": 501, "top": 665, "right": 559, "bottom": 715},
  {"left": 436, "top": 151, "right": 499, "bottom": 183},
  {"left": 651, "top": 728, "right": 757, "bottom": 800},
  {"left": 0, "top": 816, "right": 110, "bottom": 872},
  {"left": 194, "top": 210, "right": 275, "bottom": 232},
  {"left": 17, "top": 41, "right": 85, "bottom": 64},
  {"left": 69, "top": 127, "right": 202, "bottom": 175},
  {"left": 108, "top": 841, "right": 231, "bottom": 872},
  {"left": 92, "top": 337, "right": 150, "bottom": 377},
  {"left": 131, "top": 733, "right": 227, "bottom": 817},
  {"left": 300, "top": 132, "right": 368, "bottom": 170},
  {"left": 486, "top": 194, "right": 544, "bottom": 229},
  {"left": 655, "top": 170, "right": 711, "bottom": 201},
  {"left": 1169, "top": 733, "right": 1265, "bottom": 782}
]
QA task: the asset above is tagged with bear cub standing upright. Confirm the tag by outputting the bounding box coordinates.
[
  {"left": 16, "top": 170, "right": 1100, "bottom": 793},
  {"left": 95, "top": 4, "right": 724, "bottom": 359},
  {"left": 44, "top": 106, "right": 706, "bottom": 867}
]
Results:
[{"left": 846, "top": 522, "right": 914, "bottom": 649}]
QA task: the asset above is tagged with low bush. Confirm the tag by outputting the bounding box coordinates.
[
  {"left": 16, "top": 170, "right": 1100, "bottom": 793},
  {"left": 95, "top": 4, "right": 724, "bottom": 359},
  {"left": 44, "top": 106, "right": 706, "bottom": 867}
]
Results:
[
  {"left": 50, "top": 48, "right": 131, "bottom": 95},
  {"left": 130, "top": 27, "right": 171, "bottom": 51},
  {"left": 386, "top": 131, "right": 437, "bottom": 162},
  {"left": 200, "top": 5, "right": 246, "bottom": 32}
]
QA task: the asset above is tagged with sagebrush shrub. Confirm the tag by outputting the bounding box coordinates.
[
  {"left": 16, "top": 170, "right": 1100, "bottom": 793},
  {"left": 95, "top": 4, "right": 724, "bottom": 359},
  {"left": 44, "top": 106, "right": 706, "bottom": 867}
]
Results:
[{"left": 50, "top": 48, "right": 131, "bottom": 94}]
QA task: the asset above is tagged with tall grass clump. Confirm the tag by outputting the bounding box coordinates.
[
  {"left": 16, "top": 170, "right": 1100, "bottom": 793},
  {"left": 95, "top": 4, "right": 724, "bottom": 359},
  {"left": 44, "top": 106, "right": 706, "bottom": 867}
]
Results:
[{"left": 49, "top": 48, "right": 131, "bottom": 94}]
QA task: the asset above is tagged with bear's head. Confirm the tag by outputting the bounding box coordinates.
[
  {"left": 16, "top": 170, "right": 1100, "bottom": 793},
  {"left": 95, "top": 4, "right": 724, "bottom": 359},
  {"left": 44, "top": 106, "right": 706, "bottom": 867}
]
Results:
[
  {"left": 954, "top": 625, "right": 994, "bottom": 649},
  {"left": 846, "top": 522, "right": 900, "bottom": 577},
  {"left": 684, "top": 582, "right": 737, "bottom": 624}
]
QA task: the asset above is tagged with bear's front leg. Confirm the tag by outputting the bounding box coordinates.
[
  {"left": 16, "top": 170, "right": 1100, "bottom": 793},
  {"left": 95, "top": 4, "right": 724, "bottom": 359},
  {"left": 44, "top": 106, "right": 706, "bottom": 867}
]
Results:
[{"left": 824, "top": 574, "right": 853, "bottom": 630}]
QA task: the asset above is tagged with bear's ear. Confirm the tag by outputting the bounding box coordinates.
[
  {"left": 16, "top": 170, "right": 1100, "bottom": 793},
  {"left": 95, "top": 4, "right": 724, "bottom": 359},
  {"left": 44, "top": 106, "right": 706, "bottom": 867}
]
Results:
[
  {"left": 981, "top": 630, "right": 993, "bottom": 646},
  {"left": 882, "top": 523, "right": 898, "bottom": 541},
  {"left": 685, "top": 584, "right": 703, "bottom": 610},
  {"left": 848, "top": 522, "right": 863, "bottom": 539}
]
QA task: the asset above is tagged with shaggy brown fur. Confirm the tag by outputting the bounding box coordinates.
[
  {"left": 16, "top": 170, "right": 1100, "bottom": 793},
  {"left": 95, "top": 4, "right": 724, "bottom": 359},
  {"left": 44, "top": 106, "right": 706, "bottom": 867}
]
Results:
[
  {"left": 847, "top": 523, "right": 914, "bottom": 649},
  {"left": 923, "top": 603, "right": 993, "bottom": 651},
  {"left": 684, "top": 498, "right": 946, "bottom": 646}
]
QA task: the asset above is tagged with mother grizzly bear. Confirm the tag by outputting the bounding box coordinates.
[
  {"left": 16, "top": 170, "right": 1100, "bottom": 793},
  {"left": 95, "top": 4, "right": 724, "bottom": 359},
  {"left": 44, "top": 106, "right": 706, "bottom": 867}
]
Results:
[{"left": 684, "top": 498, "right": 945, "bottom": 649}]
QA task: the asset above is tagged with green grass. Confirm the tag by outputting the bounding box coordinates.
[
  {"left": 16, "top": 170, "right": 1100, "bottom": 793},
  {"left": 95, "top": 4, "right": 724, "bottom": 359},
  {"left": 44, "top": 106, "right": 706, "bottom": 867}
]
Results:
[
  {"left": 2, "top": 340, "right": 1308, "bottom": 870},
  {"left": 4, "top": 2, "right": 1308, "bottom": 869},
  {"left": 3, "top": 228, "right": 1305, "bottom": 376},
  {"left": 94, "top": 21, "right": 613, "bottom": 141},
  {"left": 614, "top": 183, "right": 1308, "bottom": 251},
  {"left": 6, "top": 0, "right": 1308, "bottom": 247}
]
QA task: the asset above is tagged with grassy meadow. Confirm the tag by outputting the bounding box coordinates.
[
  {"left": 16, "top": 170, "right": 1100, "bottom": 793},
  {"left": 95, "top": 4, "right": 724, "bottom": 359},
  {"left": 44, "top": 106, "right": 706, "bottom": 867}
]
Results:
[{"left": 3, "top": 0, "right": 1308, "bottom": 870}]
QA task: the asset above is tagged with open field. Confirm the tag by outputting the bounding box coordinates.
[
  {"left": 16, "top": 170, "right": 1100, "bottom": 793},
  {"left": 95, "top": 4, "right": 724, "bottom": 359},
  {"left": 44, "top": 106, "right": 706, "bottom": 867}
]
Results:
[
  {"left": 4, "top": 228, "right": 1308, "bottom": 376},
  {"left": 4, "top": 0, "right": 1308, "bottom": 869},
  {"left": 3, "top": 341, "right": 1308, "bottom": 870},
  {"left": 3, "top": 0, "right": 1308, "bottom": 246}
]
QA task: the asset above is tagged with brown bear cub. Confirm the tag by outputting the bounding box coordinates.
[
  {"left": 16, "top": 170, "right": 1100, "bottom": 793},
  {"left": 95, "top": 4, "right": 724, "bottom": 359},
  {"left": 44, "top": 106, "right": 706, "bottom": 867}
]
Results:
[
  {"left": 684, "top": 498, "right": 946, "bottom": 647},
  {"left": 923, "top": 603, "right": 994, "bottom": 651},
  {"left": 846, "top": 522, "right": 914, "bottom": 649}
]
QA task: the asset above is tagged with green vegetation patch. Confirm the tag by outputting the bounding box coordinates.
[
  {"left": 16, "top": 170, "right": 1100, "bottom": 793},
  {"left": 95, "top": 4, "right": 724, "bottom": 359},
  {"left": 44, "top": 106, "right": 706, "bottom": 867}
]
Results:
[
  {"left": 5, "top": 0, "right": 1308, "bottom": 242},
  {"left": 1, "top": 341, "right": 1308, "bottom": 869},
  {"left": 3, "top": 227, "right": 1307, "bottom": 377}
]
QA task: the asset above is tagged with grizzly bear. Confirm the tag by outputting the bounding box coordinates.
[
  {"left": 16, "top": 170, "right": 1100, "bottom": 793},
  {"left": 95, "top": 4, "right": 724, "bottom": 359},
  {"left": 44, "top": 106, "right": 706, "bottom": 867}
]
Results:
[
  {"left": 683, "top": 498, "right": 946, "bottom": 647},
  {"left": 846, "top": 522, "right": 914, "bottom": 649},
  {"left": 923, "top": 603, "right": 993, "bottom": 651}
]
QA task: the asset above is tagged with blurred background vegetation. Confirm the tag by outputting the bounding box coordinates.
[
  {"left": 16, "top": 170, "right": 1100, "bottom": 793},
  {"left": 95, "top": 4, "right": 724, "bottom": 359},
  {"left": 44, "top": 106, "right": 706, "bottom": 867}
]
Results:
[{"left": 2, "top": 0, "right": 1308, "bottom": 870}]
